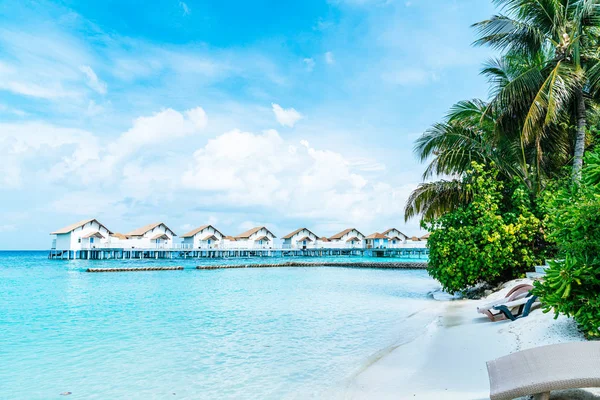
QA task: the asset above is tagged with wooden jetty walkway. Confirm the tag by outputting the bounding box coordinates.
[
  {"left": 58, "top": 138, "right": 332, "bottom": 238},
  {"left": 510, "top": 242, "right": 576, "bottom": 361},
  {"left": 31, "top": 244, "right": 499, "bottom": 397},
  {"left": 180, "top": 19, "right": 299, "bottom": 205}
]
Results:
[
  {"left": 197, "top": 261, "right": 428, "bottom": 269},
  {"left": 85, "top": 262, "right": 427, "bottom": 272},
  {"left": 87, "top": 266, "right": 184, "bottom": 272}
]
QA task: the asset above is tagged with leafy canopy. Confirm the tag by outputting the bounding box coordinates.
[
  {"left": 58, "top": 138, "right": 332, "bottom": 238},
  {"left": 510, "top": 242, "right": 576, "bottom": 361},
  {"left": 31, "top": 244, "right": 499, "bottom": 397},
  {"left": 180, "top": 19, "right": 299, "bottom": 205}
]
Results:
[
  {"left": 534, "top": 149, "right": 600, "bottom": 338},
  {"left": 425, "top": 162, "right": 541, "bottom": 293}
]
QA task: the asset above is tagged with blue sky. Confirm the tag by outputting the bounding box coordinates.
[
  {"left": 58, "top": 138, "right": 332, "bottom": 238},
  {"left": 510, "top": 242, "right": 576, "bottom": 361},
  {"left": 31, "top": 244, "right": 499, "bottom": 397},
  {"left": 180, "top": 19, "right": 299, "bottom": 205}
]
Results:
[{"left": 0, "top": 0, "right": 497, "bottom": 249}]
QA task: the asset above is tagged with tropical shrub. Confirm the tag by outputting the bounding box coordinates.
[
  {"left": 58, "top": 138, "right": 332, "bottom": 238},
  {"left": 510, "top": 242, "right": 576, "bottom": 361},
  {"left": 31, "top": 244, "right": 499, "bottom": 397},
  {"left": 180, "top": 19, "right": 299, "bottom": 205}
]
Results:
[
  {"left": 534, "top": 152, "right": 600, "bottom": 338},
  {"left": 425, "top": 163, "right": 541, "bottom": 293}
]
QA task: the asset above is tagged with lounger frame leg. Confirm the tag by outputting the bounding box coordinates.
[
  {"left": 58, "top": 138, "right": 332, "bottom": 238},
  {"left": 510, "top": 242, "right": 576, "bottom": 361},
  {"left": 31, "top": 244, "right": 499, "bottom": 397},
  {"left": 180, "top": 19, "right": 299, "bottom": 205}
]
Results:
[
  {"left": 493, "top": 295, "right": 538, "bottom": 321},
  {"left": 533, "top": 392, "right": 550, "bottom": 400}
]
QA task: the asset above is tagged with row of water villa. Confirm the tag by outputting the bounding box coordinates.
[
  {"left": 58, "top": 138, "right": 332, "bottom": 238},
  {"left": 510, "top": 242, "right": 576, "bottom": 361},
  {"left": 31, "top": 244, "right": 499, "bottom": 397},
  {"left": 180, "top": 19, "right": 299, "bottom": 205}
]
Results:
[{"left": 49, "top": 219, "right": 429, "bottom": 260}]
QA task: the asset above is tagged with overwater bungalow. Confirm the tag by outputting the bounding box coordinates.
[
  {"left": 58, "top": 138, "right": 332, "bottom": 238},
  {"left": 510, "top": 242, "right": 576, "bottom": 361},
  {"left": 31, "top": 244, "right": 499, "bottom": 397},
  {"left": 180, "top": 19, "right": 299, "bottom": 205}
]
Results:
[
  {"left": 365, "top": 233, "right": 389, "bottom": 249},
  {"left": 125, "top": 222, "right": 177, "bottom": 248},
  {"left": 51, "top": 218, "right": 113, "bottom": 251},
  {"left": 181, "top": 225, "right": 225, "bottom": 249},
  {"left": 282, "top": 228, "right": 319, "bottom": 249},
  {"left": 235, "top": 226, "right": 277, "bottom": 249},
  {"left": 382, "top": 228, "right": 408, "bottom": 247},
  {"left": 329, "top": 228, "right": 366, "bottom": 248}
]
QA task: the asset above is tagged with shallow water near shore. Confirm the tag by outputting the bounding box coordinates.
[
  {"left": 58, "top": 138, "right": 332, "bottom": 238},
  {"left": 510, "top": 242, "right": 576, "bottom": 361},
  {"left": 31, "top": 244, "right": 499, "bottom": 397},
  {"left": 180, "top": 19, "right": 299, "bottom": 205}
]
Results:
[{"left": 0, "top": 251, "right": 437, "bottom": 399}]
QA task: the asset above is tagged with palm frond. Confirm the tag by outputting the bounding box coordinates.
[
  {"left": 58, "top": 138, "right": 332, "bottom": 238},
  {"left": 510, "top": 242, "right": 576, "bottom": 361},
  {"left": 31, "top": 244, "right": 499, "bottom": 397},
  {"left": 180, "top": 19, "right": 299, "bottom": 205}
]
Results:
[
  {"left": 414, "top": 121, "right": 493, "bottom": 179},
  {"left": 492, "top": 0, "right": 566, "bottom": 36},
  {"left": 522, "top": 61, "right": 579, "bottom": 144},
  {"left": 404, "top": 180, "right": 471, "bottom": 222},
  {"left": 473, "top": 14, "right": 546, "bottom": 55}
]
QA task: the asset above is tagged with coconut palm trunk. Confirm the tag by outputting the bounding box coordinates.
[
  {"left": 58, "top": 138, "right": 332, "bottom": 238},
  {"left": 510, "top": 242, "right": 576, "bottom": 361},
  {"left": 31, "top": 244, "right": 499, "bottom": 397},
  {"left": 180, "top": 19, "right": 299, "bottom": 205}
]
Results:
[{"left": 573, "top": 89, "right": 587, "bottom": 181}]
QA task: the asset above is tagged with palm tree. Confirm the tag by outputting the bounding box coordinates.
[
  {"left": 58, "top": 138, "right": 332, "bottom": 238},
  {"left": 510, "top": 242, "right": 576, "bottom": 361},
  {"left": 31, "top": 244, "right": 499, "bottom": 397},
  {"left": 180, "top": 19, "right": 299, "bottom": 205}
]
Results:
[
  {"left": 481, "top": 52, "right": 574, "bottom": 189},
  {"left": 405, "top": 52, "right": 575, "bottom": 221},
  {"left": 404, "top": 99, "right": 526, "bottom": 220},
  {"left": 473, "top": 0, "right": 600, "bottom": 181},
  {"left": 405, "top": 1, "right": 600, "bottom": 221}
]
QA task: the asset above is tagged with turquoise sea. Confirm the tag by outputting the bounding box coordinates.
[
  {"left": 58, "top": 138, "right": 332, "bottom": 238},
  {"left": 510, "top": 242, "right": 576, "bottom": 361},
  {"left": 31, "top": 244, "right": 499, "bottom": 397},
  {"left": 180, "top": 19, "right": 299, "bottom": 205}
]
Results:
[{"left": 0, "top": 251, "right": 438, "bottom": 399}]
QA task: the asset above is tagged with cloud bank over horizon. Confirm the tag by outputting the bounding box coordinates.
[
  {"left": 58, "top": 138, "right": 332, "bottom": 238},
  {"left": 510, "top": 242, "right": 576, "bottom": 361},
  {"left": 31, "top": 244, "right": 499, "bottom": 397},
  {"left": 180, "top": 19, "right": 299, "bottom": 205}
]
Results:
[{"left": 0, "top": 0, "right": 495, "bottom": 249}]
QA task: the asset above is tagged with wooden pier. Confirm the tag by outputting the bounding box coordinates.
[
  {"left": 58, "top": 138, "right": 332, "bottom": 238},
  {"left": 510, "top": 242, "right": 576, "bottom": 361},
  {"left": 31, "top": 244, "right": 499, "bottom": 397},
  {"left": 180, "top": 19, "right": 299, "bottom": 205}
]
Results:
[
  {"left": 49, "top": 247, "right": 428, "bottom": 260},
  {"left": 87, "top": 266, "right": 184, "bottom": 273},
  {"left": 196, "top": 261, "right": 427, "bottom": 270},
  {"left": 84, "top": 262, "right": 427, "bottom": 272}
]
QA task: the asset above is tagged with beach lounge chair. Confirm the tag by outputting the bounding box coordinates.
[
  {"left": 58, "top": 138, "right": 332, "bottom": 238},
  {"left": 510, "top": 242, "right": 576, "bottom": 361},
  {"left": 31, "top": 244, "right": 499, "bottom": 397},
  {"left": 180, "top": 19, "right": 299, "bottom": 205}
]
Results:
[
  {"left": 477, "top": 284, "right": 538, "bottom": 322},
  {"left": 492, "top": 295, "right": 539, "bottom": 321},
  {"left": 487, "top": 341, "right": 600, "bottom": 400}
]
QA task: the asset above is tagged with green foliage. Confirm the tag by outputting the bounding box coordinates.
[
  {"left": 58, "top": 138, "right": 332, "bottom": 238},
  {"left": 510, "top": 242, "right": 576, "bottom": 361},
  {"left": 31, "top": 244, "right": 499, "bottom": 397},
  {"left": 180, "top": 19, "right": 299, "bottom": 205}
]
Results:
[
  {"left": 534, "top": 153, "right": 600, "bottom": 338},
  {"left": 406, "top": 0, "right": 600, "bottom": 223},
  {"left": 425, "top": 163, "right": 541, "bottom": 293},
  {"left": 583, "top": 150, "right": 600, "bottom": 188},
  {"left": 406, "top": 0, "right": 600, "bottom": 330},
  {"left": 535, "top": 256, "right": 600, "bottom": 338}
]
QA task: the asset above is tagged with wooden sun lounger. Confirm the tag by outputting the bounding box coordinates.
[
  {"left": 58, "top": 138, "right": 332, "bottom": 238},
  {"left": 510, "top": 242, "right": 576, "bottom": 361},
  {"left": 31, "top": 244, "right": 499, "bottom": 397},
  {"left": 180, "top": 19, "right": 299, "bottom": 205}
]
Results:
[{"left": 487, "top": 341, "right": 600, "bottom": 400}]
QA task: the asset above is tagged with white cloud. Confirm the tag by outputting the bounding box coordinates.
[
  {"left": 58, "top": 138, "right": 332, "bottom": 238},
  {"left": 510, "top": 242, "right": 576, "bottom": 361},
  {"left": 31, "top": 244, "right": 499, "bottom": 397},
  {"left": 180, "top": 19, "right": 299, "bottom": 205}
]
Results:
[
  {"left": 181, "top": 129, "right": 409, "bottom": 222},
  {"left": 49, "top": 191, "right": 130, "bottom": 218},
  {"left": 0, "top": 107, "right": 421, "bottom": 246},
  {"left": 381, "top": 67, "right": 437, "bottom": 86},
  {"left": 0, "top": 104, "right": 26, "bottom": 116},
  {"left": 0, "top": 123, "right": 100, "bottom": 188},
  {"left": 325, "top": 51, "right": 335, "bottom": 65},
  {"left": 303, "top": 57, "right": 315, "bottom": 72},
  {"left": 350, "top": 158, "right": 386, "bottom": 172},
  {"left": 179, "top": 1, "right": 190, "bottom": 15},
  {"left": 107, "top": 39, "right": 284, "bottom": 86},
  {"left": 107, "top": 107, "right": 208, "bottom": 160},
  {"left": 0, "top": 81, "right": 76, "bottom": 99},
  {"left": 271, "top": 103, "right": 303, "bottom": 127},
  {"left": 0, "top": 28, "right": 91, "bottom": 100},
  {"left": 0, "top": 106, "right": 208, "bottom": 189},
  {"left": 85, "top": 100, "right": 105, "bottom": 116},
  {"left": 79, "top": 65, "right": 107, "bottom": 94}
]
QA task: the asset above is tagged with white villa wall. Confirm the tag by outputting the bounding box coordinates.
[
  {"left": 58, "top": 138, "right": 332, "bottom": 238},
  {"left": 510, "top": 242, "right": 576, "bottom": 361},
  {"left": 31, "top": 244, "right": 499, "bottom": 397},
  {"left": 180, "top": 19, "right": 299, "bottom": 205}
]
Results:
[
  {"left": 366, "top": 238, "right": 389, "bottom": 249},
  {"left": 185, "top": 226, "right": 223, "bottom": 249},
  {"left": 55, "top": 234, "right": 72, "bottom": 250},
  {"left": 388, "top": 239, "right": 403, "bottom": 248},
  {"left": 233, "top": 228, "right": 276, "bottom": 249},
  {"left": 125, "top": 224, "right": 175, "bottom": 248},
  {"left": 384, "top": 229, "right": 408, "bottom": 247},
  {"left": 404, "top": 241, "right": 427, "bottom": 249},
  {"left": 331, "top": 229, "right": 365, "bottom": 248},
  {"left": 221, "top": 238, "right": 237, "bottom": 249},
  {"left": 53, "top": 221, "right": 111, "bottom": 250},
  {"left": 283, "top": 229, "right": 318, "bottom": 249}
]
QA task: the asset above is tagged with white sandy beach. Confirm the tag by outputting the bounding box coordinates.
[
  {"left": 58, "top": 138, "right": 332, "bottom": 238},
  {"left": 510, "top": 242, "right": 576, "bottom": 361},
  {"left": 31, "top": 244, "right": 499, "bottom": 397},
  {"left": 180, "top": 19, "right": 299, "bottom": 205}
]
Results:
[{"left": 346, "top": 279, "right": 600, "bottom": 400}]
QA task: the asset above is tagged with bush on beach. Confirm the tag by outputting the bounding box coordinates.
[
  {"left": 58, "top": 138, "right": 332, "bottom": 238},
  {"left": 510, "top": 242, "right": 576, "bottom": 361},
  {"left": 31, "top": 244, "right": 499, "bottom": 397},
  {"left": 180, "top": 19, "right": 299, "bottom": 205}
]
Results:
[
  {"left": 534, "top": 152, "right": 600, "bottom": 338},
  {"left": 424, "top": 162, "right": 541, "bottom": 294}
]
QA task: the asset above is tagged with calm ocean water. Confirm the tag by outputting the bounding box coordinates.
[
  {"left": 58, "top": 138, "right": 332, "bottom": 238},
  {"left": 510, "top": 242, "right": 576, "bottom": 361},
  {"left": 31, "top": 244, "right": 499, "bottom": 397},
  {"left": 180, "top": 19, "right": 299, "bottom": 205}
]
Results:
[{"left": 0, "top": 251, "right": 438, "bottom": 399}]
